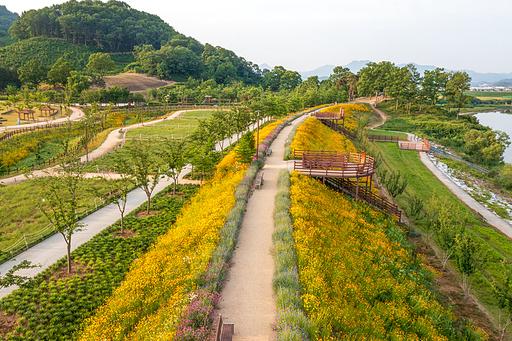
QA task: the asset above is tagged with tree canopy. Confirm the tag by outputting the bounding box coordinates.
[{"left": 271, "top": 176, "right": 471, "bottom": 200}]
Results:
[{"left": 8, "top": 0, "right": 177, "bottom": 52}]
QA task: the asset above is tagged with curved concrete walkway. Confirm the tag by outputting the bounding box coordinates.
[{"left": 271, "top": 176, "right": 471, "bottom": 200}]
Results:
[
  {"left": 218, "top": 116, "right": 304, "bottom": 341},
  {"left": 419, "top": 152, "right": 512, "bottom": 238},
  {"left": 2, "top": 106, "right": 84, "bottom": 131},
  {"left": 0, "top": 109, "right": 191, "bottom": 186}
]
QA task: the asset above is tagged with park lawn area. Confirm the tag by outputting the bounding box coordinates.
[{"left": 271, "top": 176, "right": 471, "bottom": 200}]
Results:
[
  {"left": 126, "top": 118, "right": 200, "bottom": 140},
  {"left": 0, "top": 178, "right": 123, "bottom": 251},
  {"left": 373, "top": 141, "right": 477, "bottom": 224},
  {"left": 374, "top": 141, "right": 512, "bottom": 336},
  {"left": 125, "top": 110, "right": 217, "bottom": 140}
]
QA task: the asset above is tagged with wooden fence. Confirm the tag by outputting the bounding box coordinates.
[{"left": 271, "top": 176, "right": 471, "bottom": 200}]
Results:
[
  {"left": 367, "top": 134, "right": 408, "bottom": 142},
  {"left": 0, "top": 121, "right": 74, "bottom": 143},
  {"left": 319, "top": 119, "right": 357, "bottom": 139}
]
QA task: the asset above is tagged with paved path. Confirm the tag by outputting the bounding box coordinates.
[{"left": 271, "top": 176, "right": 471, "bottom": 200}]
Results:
[
  {"left": 218, "top": 116, "right": 304, "bottom": 341},
  {"left": 419, "top": 152, "right": 512, "bottom": 238},
  {"left": 2, "top": 106, "right": 84, "bottom": 132},
  {"left": 0, "top": 109, "right": 192, "bottom": 186}
]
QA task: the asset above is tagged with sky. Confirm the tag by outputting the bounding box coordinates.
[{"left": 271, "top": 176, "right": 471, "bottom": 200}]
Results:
[{"left": 5, "top": 0, "right": 512, "bottom": 74}]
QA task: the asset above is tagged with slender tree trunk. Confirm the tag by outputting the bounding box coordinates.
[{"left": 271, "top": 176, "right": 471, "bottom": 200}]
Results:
[{"left": 67, "top": 240, "right": 72, "bottom": 273}]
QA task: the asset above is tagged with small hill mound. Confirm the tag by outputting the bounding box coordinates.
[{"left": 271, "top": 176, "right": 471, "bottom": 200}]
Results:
[{"left": 103, "top": 73, "right": 175, "bottom": 92}]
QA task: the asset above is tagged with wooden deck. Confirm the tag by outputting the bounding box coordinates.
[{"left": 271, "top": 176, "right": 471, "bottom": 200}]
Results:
[{"left": 293, "top": 150, "right": 375, "bottom": 179}]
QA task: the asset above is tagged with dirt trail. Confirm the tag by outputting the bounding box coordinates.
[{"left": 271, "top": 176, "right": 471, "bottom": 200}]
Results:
[{"left": 217, "top": 117, "right": 304, "bottom": 341}]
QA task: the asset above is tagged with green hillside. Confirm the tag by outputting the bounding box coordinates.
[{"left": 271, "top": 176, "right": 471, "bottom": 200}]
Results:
[
  {"left": 0, "top": 5, "right": 18, "bottom": 32},
  {"left": 0, "top": 37, "right": 134, "bottom": 72}
]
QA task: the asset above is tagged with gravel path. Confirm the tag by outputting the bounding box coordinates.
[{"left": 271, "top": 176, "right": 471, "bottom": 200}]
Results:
[{"left": 217, "top": 117, "right": 304, "bottom": 341}]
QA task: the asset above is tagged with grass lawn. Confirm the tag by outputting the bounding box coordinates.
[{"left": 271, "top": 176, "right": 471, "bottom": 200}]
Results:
[
  {"left": 0, "top": 178, "right": 121, "bottom": 251},
  {"left": 467, "top": 91, "right": 512, "bottom": 99},
  {"left": 125, "top": 110, "right": 217, "bottom": 140}
]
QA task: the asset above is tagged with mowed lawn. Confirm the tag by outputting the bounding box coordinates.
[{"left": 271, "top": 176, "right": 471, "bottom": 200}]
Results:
[
  {"left": 125, "top": 110, "right": 219, "bottom": 140},
  {"left": 0, "top": 178, "right": 121, "bottom": 251}
]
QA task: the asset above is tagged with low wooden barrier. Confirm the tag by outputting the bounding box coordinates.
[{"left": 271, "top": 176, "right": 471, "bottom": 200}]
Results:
[
  {"left": 367, "top": 134, "right": 407, "bottom": 142},
  {"left": 399, "top": 141, "right": 430, "bottom": 152}
]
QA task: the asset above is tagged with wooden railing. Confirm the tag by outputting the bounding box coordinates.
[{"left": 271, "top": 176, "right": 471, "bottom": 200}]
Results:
[
  {"left": 319, "top": 119, "right": 357, "bottom": 139},
  {"left": 367, "top": 134, "right": 407, "bottom": 142},
  {"left": 0, "top": 121, "right": 74, "bottom": 142},
  {"left": 325, "top": 177, "right": 402, "bottom": 222},
  {"left": 293, "top": 150, "right": 375, "bottom": 179}
]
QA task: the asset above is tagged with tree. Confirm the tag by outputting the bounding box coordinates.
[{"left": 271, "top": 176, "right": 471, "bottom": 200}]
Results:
[
  {"left": 119, "top": 140, "right": 164, "bottom": 215},
  {"left": 235, "top": 131, "right": 256, "bottom": 163},
  {"left": 87, "top": 52, "right": 115, "bottom": 78},
  {"left": 445, "top": 71, "right": 471, "bottom": 119},
  {"left": 158, "top": 138, "right": 188, "bottom": 195},
  {"left": 455, "top": 232, "right": 488, "bottom": 299},
  {"left": 95, "top": 172, "right": 134, "bottom": 235},
  {"left": 47, "top": 57, "right": 75, "bottom": 87},
  {"left": 67, "top": 71, "right": 91, "bottom": 96},
  {"left": 0, "top": 260, "right": 39, "bottom": 289},
  {"left": 421, "top": 68, "right": 447, "bottom": 106},
  {"left": 491, "top": 260, "right": 512, "bottom": 341},
  {"left": 436, "top": 205, "right": 467, "bottom": 270},
  {"left": 31, "top": 155, "right": 87, "bottom": 273},
  {"left": 18, "top": 59, "right": 47, "bottom": 89},
  {"left": 380, "top": 168, "right": 407, "bottom": 201},
  {"left": 464, "top": 129, "right": 511, "bottom": 164}
]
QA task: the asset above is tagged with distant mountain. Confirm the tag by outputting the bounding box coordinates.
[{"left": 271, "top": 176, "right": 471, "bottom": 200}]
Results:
[
  {"left": 491, "top": 79, "right": 512, "bottom": 87},
  {"left": 0, "top": 5, "right": 18, "bottom": 33},
  {"left": 296, "top": 60, "right": 512, "bottom": 86},
  {"left": 259, "top": 63, "right": 272, "bottom": 71}
]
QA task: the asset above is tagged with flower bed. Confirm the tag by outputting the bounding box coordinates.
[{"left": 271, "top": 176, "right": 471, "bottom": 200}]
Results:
[
  {"left": 289, "top": 172, "right": 487, "bottom": 340},
  {"left": 0, "top": 184, "right": 198, "bottom": 341},
  {"left": 272, "top": 170, "right": 313, "bottom": 340},
  {"left": 78, "top": 157, "right": 247, "bottom": 340},
  {"left": 319, "top": 103, "right": 371, "bottom": 133}
]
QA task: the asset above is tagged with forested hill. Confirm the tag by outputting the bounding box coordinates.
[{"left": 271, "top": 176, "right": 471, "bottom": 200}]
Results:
[
  {"left": 0, "top": 5, "right": 18, "bottom": 33},
  {"left": 8, "top": 0, "right": 177, "bottom": 52}
]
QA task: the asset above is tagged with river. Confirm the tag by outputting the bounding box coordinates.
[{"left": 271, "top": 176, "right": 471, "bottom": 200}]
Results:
[{"left": 474, "top": 111, "right": 512, "bottom": 164}]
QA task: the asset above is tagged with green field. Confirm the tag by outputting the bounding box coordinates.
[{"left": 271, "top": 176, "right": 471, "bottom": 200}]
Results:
[
  {"left": 125, "top": 110, "right": 218, "bottom": 140},
  {"left": 468, "top": 91, "right": 512, "bottom": 99},
  {"left": 0, "top": 178, "right": 121, "bottom": 251},
  {"left": 367, "top": 128, "right": 408, "bottom": 137}
]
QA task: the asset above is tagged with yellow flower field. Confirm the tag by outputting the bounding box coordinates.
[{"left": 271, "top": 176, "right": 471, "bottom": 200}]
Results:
[
  {"left": 289, "top": 172, "right": 487, "bottom": 340},
  {"left": 319, "top": 103, "right": 371, "bottom": 132},
  {"left": 289, "top": 117, "right": 357, "bottom": 158},
  {"left": 79, "top": 151, "right": 247, "bottom": 341}
]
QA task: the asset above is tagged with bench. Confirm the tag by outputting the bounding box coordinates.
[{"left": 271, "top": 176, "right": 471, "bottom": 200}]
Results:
[
  {"left": 255, "top": 173, "right": 264, "bottom": 189},
  {"left": 215, "top": 314, "right": 234, "bottom": 341},
  {"left": 266, "top": 148, "right": 272, "bottom": 156}
]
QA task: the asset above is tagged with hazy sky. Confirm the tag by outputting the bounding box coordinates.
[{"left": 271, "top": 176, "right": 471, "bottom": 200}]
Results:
[{"left": 5, "top": 0, "right": 512, "bottom": 73}]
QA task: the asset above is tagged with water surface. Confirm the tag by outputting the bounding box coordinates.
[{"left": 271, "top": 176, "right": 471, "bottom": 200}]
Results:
[{"left": 474, "top": 111, "right": 512, "bottom": 164}]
